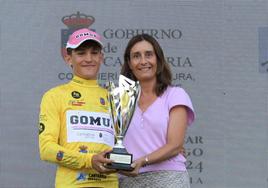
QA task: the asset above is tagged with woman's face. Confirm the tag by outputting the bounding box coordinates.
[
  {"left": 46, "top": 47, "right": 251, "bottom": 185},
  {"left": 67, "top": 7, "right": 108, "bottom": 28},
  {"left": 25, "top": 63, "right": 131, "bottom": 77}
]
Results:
[{"left": 129, "top": 40, "right": 157, "bottom": 82}]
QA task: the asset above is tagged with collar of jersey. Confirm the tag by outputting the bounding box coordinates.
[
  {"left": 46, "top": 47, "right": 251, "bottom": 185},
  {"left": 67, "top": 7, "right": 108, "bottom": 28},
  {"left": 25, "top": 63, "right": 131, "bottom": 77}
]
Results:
[{"left": 71, "top": 75, "right": 98, "bottom": 87}]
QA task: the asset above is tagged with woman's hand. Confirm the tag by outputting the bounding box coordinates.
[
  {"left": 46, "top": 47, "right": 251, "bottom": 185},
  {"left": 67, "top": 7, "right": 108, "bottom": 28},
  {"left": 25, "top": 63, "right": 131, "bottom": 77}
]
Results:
[{"left": 118, "top": 157, "right": 145, "bottom": 177}]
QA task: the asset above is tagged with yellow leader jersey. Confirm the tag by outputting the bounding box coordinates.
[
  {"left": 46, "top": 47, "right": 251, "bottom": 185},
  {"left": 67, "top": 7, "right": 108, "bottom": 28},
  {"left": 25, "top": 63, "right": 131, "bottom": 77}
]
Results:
[{"left": 39, "top": 76, "right": 118, "bottom": 188}]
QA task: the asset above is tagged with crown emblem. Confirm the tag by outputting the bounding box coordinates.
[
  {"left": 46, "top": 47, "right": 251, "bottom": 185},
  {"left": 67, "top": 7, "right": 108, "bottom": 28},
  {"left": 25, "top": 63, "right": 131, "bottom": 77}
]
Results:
[
  {"left": 62, "top": 11, "right": 95, "bottom": 29},
  {"left": 79, "top": 145, "right": 88, "bottom": 153}
]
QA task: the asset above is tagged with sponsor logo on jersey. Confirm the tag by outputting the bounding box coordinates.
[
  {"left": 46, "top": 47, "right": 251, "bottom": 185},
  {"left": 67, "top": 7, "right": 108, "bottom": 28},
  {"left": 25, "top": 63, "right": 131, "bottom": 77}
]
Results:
[
  {"left": 100, "top": 97, "right": 105, "bottom": 105},
  {"left": 76, "top": 172, "right": 107, "bottom": 181},
  {"left": 66, "top": 110, "right": 114, "bottom": 145},
  {"left": 39, "top": 114, "right": 47, "bottom": 122},
  {"left": 69, "top": 100, "right": 86, "bottom": 106},
  {"left": 79, "top": 145, "right": 88, "bottom": 153},
  {"left": 77, "top": 172, "right": 87, "bottom": 181},
  {"left": 87, "top": 173, "right": 107, "bottom": 181},
  {"left": 56, "top": 151, "right": 64, "bottom": 161},
  {"left": 39, "top": 123, "right": 45, "bottom": 134},
  {"left": 71, "top": 91, "right": 81, "bottom": 99},
  {"left": 69, "top": 112, "right": 112, "bottom": 129}
]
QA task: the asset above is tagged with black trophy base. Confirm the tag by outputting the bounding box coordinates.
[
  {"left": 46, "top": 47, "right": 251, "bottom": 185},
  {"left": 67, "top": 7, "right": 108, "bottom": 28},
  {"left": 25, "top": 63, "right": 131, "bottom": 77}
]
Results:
[
  {"left": 105, "top": 147, "right": 134, "bottom": 171},
  {"left": 105, "top": 162, "right": 134, "bottom": 171}
]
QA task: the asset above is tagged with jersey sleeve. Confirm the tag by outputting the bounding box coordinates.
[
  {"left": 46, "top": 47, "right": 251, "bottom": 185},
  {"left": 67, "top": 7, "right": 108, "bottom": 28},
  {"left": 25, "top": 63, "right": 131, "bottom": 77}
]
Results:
[
  {"left": 167, "top": 87, "right": 195, "bottom": 125},
  {"left": 38, "top": 90, "right": 93, "bottom": 169}
]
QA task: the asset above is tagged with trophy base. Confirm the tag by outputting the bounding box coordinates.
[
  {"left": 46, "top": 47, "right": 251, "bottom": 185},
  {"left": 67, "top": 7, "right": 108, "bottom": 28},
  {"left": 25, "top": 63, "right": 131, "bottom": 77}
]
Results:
[
  {"left": 105, "top": 162, "right": 134, "bottom": 171},
  {"left": 105, "top": 147, "right": 134, "bottom": 171}
]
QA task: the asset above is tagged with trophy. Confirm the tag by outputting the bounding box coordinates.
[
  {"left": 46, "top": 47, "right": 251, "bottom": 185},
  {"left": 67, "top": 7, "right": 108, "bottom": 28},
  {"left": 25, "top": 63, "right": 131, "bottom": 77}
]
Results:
[{"left": 105, "top": 75, "right": 140, "bottom": 171}]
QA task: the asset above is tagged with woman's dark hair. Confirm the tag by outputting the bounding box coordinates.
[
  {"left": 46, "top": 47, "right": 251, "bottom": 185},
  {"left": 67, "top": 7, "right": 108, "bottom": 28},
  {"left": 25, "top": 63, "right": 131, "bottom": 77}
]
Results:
[{"left": 121, "top": 34, "right": 172, "bottom": 96}]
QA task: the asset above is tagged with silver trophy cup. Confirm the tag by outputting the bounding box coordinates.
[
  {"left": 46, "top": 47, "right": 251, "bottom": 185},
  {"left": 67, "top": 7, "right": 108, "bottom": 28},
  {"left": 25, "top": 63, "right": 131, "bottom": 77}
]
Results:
[{"left": 105, "top": 75, "right": 140, "bottom": 171}]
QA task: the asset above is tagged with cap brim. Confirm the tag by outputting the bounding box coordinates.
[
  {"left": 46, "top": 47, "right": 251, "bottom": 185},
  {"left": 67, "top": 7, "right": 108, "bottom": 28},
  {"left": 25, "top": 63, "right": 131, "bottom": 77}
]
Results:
[{"left": 66, "top": 38, "right": 103, "bottom": 49}]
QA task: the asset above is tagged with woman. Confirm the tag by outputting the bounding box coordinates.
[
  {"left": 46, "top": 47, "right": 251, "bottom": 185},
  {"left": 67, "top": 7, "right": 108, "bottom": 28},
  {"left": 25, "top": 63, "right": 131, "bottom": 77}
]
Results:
[{"left": 119, "top": 34, "right": 195, "bottom": 188}]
